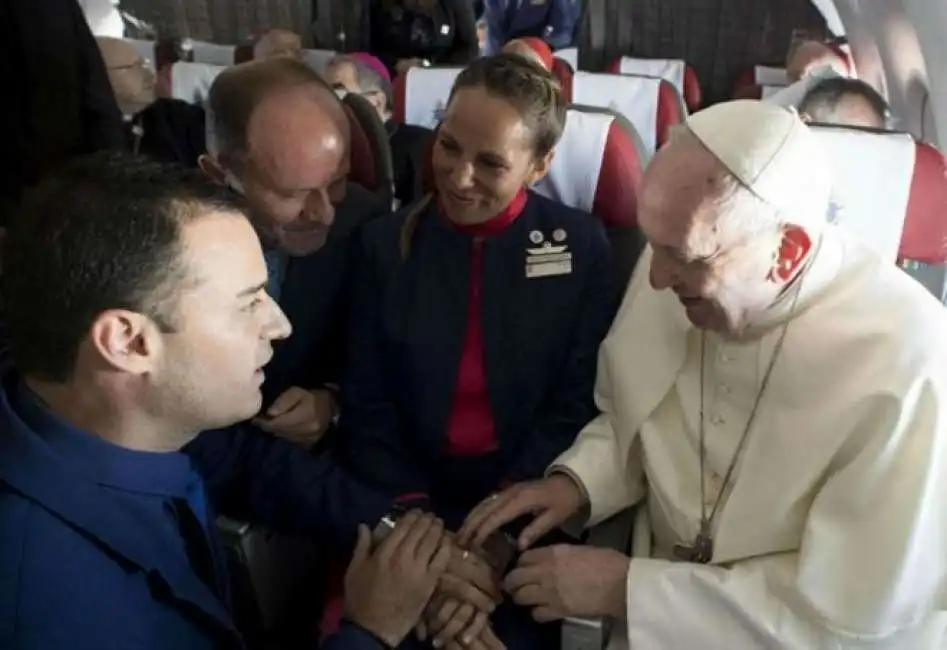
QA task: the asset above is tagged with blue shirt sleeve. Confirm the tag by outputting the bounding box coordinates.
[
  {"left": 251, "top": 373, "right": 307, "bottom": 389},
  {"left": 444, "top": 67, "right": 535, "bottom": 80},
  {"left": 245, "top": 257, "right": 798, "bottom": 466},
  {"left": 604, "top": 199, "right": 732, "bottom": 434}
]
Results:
[{"left": 545, "top": 0, "right": 581, "bottom": 50}]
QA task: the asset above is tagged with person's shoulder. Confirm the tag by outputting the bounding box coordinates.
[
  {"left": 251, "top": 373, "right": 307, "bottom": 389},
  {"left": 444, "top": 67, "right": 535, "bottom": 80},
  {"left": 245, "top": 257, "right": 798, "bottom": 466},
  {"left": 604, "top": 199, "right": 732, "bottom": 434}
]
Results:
[
  {"left": 335, "top": 182, "right": 392, "bottom": 234},
  {"left": 359, "top": 198, "right": 426, "bottom": 250},
  {"left": 525, "top": 192, "right": 610, "bottom": 248}
]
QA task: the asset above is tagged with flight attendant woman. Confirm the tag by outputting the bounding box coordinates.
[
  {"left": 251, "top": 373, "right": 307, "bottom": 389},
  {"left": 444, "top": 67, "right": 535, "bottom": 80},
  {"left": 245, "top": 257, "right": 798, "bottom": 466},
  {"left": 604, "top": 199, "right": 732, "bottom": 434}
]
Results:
[{"left": 339, "top": 53, "right": 618, "bottom": 649}]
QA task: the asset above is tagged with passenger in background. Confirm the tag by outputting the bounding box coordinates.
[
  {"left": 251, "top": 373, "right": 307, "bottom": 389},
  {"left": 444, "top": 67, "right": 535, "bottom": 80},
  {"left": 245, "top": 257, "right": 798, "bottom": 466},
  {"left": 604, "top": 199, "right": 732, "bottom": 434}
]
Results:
[
  {"left": 481, "top": 0, "right": 581, "bottom": 56},
  {"left": 368, "top": 0, "right": 479, "bottom": 78},
  {"left": 197, "top": 57, "right": 390, "bottom": 448},
  {"left": 0, "top": 0, "right": 125, "bottom": 225},
  {"left": 254, "top": 28, "right": 304, "bottom": 60},
  {"left": 0, "top": 152, "right": 447, "bottom": 650},
  {"left": 97, "top": 37, "right": 207, "bottom": 167},
  {"left": 502, "top": 37, "right": 554, "bottom": 71},
  {"left": 786, "top": 39, "right": 848, "bottom": 83},
  {"left": 326, "top": 53, "right": 433, "bottom": 207},
  {"left": 340, "top": 53, "right": 618, "bottom": 650},
  {"left": 799, "top": 76, "right": 890, "bottom": 129}
]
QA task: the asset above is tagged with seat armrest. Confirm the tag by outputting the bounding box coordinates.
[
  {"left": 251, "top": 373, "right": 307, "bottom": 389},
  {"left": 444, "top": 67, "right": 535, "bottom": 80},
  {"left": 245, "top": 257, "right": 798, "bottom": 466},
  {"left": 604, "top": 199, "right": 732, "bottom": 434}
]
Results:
[{"left": 560, "top": 507, "right": 636, "bottom": 650}]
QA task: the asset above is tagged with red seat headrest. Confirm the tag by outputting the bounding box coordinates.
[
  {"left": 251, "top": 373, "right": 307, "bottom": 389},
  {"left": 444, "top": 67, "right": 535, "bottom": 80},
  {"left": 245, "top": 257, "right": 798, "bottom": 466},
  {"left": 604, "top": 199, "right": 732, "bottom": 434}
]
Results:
[
  {"left": 568, "top": 72, "right": 684, "bottom": 153},
  {"left": 904, "top": 141, "right": 947, "bottom": 264},
  {"left": 342, "top": 97, "right": 390, "bottom": 203},
  {"left": 607, "top": 57, "right": 702, "bottom": 112}
]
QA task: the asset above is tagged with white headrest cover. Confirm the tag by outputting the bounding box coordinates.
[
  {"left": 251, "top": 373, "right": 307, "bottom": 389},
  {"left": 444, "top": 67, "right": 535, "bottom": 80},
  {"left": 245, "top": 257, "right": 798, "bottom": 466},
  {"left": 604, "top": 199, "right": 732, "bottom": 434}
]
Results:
[
  {"left": 687, "top": 100, "right": 830, "bottom": 231},
  {"left": 532, "top": 109, "right": 608, "bottom": 212},
  {"left": 572, "top": 72, "right": 659, "bottom": 154},
  {"left": 554, "top": 47, "right": 578, "bottom": 70},
  {"left": 171, "top": 61, "right": 226, "bottom": 105},
  {"left": 301, "top": 49, "right": 336, "bottom": 75},
  {"left": 182, "top": 40, "right": 235, "bottom": 66},
  {"left": 619, "top": 57, "right": 686, "bottom": 96},
  {"left": 125, "top": 39, "right": 156, "bottom": 71},
  {"left": 755, "top": 65, "right": 788, "bottom": 86},
  {"left": 404, "top": 67, "right": 462, "bottom": 129},
  {"left": 764, "top": 67, "right": 841, "bottom": 108},
  {"left": 810, "top": 127, "right": 916, "bottom": 260},
  {"left": 81, "top": 0, "right": 124, "bottom": 38}
]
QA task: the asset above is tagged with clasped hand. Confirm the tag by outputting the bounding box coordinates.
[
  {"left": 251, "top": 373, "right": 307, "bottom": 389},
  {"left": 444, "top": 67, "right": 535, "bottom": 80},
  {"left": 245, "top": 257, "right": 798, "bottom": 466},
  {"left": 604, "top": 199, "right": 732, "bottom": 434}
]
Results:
[{"left": 418, "top": 537, "right": 506, "bottom": 650}]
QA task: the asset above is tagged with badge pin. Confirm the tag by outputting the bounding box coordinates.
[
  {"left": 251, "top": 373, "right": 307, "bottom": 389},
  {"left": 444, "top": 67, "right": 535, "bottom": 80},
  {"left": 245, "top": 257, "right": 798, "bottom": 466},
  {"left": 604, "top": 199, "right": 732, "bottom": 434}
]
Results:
[
  {"left": 552, "top": 228, "right": 567, "bottom": 243},
  {"left": 529, "top": 230, "right": 544, "bottom": 244},
  {"left": 440, "top": 24, "right": 450, "bottom": 35}
]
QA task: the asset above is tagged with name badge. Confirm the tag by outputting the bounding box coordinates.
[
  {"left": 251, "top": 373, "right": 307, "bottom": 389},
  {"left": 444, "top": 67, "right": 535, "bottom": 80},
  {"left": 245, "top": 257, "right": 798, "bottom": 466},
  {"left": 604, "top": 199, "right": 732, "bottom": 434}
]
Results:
[{"left": 526, "top": 252, "right": 573, "bottom": 278}]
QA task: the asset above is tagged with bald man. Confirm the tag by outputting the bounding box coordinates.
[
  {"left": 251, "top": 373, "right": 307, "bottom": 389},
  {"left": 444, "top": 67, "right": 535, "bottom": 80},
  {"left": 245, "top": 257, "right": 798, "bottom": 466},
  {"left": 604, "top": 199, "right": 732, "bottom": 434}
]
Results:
[
  {"left": 799, "top": 76, "right": 889, "bottom": 129},
  {"left": 197, "top": 58, "right": 389, "bottom": 447}
]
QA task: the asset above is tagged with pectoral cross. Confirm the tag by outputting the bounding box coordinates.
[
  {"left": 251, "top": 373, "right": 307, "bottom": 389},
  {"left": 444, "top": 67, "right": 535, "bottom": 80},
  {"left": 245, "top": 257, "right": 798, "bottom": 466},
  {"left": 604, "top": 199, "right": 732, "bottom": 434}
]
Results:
[{"left": 673, "top": 529, "right": 714, "bottom": 564}]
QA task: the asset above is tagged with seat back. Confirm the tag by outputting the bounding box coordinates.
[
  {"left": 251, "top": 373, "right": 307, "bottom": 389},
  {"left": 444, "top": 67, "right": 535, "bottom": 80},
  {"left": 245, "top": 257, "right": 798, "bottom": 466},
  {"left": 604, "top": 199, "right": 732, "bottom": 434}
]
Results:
[
  {"left": 341, "top": 93, "right": 394, "bottom": 207},
  {"left": 809, "top": 126, "right": 947, "bottom": 281},
  {"left": 763, "top": 67, "right": 842, "bottom": 108},
  {"left": 183, "top": 39, "right": 236, "bottom": 66},
  {"left": 169, "top": 61, "right": 226, "bottom": 105},
  {"left": 554, "top": 47, "right": 578, "bottom": 70},
  {"left": 733, "top": 65, "right": 787, "bottom": 99},
  {"left": 568, "top": 72, "right": 684, "bottom": 154},
  {"left": 609, "top": 57, "right": 701, "bottom": 111},
  {"left": 551, "top": 57, "right": 574, "bottom": 97},
  {"left": 301, "top": 49, "right": 336, "bottom": 75},
  {"left": 392, "top": 67, "right": 463, "bottom": 129},
  {"left": 902, "top": 142, "right": 947, "bottom": 300}
]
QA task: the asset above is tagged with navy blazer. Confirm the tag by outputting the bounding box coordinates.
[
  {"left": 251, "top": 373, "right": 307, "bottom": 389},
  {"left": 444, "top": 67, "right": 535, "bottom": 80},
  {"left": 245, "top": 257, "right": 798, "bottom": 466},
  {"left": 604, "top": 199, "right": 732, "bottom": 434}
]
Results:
[
  {"left": 261, "top": 182, "right": 389, "bottom": 406},
  {"left": 339, "top": 192, "right": 618, "bottom": 518},
  {"left": 0, "top": 374, "right": 389, "bottom": 649},
  {"left": 483, "top": 0, "right": 581, "bottom": 54}
]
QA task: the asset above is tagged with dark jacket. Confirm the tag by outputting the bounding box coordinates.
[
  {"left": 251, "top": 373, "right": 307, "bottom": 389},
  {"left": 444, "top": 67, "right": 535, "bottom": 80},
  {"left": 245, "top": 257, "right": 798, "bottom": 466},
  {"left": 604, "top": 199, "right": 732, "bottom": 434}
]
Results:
[
  {"left": 387, "top": 121, "right": 433, "bottom": 207},
  {"left": 130, "top": 98, "right": 207, "bottom": 168},
  {"left": 367, "top": 0, "right": 479, "bottom": 76},
  {"left": 0, "top": 374, "right": 390, "bottom": 649},
  {"left": 338, "top": 191, "right": 618, "bottom": 523},
  {"left": 0, "top": 0, "right": 124, "bottom": 223},
  {"left": 261, "top": 182, "right": 390, "bottom": 407},
  {"left": 482, "top": 0, "right": 581, "bottom": 54}
]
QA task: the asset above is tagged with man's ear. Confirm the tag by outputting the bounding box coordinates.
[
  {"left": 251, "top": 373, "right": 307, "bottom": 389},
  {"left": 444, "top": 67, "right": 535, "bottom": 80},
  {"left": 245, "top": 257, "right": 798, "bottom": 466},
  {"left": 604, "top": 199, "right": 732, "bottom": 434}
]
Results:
[
  {"left": 771, "top": 225, "right": 813, "bottom": 282},
  {"left": 87, "top": 310, "right": 164, "bottom": 375},
  {"left": 524, "top": 149, "right": 555, "bottom": 186},
  {"left": 198, "top": 154, "right": 227, "bottom": 185}
]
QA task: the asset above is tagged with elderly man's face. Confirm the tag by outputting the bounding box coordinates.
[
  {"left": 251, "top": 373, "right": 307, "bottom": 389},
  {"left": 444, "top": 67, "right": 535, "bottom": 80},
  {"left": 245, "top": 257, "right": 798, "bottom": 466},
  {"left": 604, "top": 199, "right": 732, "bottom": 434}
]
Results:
[
  {"left": 234, "top": 88, "right": 350, "bottom": 256},
  {"left": 97, "top": 37, "right": 156, "bottom": 115},
  {"left": 638, "top": 140, "right": 786, "bottom": 336}
]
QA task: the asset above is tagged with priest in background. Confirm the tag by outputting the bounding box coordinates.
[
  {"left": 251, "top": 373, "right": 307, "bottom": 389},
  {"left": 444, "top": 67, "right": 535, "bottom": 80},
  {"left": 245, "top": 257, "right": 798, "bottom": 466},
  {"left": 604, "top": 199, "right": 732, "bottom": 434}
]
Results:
[{"left": 458, "top": 100, "right": 947, "bottom": 649}]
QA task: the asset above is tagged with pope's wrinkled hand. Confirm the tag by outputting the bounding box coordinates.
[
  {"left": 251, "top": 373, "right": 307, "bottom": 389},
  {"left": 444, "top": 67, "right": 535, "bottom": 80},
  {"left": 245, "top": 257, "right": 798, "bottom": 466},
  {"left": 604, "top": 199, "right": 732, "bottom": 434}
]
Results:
[{"left": 504, "top": 545, "right": 629, "bottom": 623}]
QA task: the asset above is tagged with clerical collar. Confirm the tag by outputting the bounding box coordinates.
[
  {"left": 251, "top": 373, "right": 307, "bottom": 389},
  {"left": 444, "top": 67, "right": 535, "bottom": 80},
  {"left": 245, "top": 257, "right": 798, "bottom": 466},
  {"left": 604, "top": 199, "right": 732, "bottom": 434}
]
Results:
[
  {"left": 13, "top": 380, "right": 198, "bottom": 498},
  {"left": 439, "top": 188, "right": 528, "bottom": 237}
]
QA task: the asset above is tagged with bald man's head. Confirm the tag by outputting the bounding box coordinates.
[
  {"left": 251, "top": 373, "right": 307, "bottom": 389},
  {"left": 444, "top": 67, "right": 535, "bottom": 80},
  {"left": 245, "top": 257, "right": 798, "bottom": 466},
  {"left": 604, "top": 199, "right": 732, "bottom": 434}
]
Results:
[
  {"left": 201, "top": 57, "right": 351, "bottom": 256},
  {"left": 799, "top": 77, "right": 889, "bottom": 129}
]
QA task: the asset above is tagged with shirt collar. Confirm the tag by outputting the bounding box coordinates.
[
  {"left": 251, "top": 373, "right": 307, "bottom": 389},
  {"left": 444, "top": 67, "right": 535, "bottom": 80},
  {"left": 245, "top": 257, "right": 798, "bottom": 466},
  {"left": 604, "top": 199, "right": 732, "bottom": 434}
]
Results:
[{"left": 13, "top": 380, "right": 198, "bottom": 498}]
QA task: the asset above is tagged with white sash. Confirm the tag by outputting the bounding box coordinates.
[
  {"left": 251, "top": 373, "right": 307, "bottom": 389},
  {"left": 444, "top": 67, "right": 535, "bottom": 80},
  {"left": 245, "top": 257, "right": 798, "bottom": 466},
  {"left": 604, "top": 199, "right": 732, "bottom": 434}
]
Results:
[
  {"left": 571, "top": 72, "right": 659, "bottom": 154},
  {"left": 811, "top": 127, "right": 916, "bottom": 261},
  {"left": 170, "top": 61, "right": 226, "bottom": 105},
  {"left": 618, "top": 58, "right": 686, "bottom": 97},
  {"left": 532, "top": 109, "right": 608, "bottom": 212},
  {"left": 404, "top": 67, "right": 462, "bottom": 129}
]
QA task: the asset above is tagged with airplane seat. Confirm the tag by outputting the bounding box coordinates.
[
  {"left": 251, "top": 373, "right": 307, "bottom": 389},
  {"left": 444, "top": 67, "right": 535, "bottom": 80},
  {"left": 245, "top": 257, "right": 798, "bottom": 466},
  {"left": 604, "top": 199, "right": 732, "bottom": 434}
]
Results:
[
  {"left": 733, "top": 64, "right": 786, "bottom": 99},
  {"left": 808, "top": 125, "right": 947, "bottom": 299},
  {"left": 168, "top": 61, "right": 226, "bottom": 105},
  {"left": 392, "top": 67, "right": 464, "bottom": 129},
  {"left": 181, "top": 39, "right": 236, "bottom": 66},
  {"left": 551, "top": 57, "right": 575, "bottom": 97},
  {"left": 341, "top": 93, "right": 395, "bottom": 207},
  {"left": 607, "top": 56, "right": 701, "bottom": 112},
  {"left": 568, "top": 72, "right": 685, "bottom": 155},
  {"left": 554, "top": 47, "right": 579, "bottom": 71},
  {"left": 901, "top": 142, "right": 947, "bottom": 300}
]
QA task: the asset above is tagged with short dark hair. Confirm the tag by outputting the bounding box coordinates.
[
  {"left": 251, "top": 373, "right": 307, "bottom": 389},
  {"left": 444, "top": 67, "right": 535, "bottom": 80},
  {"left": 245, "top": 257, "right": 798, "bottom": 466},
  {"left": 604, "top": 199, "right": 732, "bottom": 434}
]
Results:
[
  {"left": 799, "top": 77, "right": 890, "bottom": 128},
  {"left": 2, "top": 151, "right": 246, "bottom": 382},
  {"left": 448, "top": 53, "right": 567, "bottom": 158},
  {"left": 206, "top": 57, "right": 338, "bottom": 164}
]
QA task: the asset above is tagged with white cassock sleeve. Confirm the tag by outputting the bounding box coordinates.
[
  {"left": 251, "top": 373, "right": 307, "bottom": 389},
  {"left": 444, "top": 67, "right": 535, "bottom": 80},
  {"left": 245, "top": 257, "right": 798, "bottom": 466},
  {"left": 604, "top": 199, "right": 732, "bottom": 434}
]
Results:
[{"left": 623, "top": 373, "right": 947, "bottom": 649}]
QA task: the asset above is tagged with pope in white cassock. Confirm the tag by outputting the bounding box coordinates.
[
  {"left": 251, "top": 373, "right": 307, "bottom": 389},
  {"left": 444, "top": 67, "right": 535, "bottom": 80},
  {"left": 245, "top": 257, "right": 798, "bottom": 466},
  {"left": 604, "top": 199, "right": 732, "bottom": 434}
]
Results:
[{"left": 458, "top": 100, "right": 947, "bottom": 649}]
